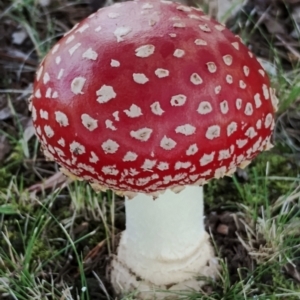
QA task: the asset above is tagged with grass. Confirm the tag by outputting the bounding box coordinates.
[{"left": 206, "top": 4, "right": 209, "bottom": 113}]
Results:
[{"left": 1, "top": 0, "right": 300, "bottom": 299}]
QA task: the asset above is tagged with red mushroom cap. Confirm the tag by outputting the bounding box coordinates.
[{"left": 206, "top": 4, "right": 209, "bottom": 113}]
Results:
[{"left": 31, "top": 0, "right": 277, "bottom": 195}]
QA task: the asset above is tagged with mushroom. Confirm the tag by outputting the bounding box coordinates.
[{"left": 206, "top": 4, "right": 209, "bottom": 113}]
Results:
[{"left": 31, "top": 0, "right": 278, "bottom": 298}]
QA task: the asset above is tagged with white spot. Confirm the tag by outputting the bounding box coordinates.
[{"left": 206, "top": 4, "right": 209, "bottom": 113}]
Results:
[
  {"left": 155, "top": 68, "right": 169, "bottom": 78},
  {"left": 105, "top": 119, "right": 117, "bottom": 131},
  {"left": 173, "top": 22, "right": 185, "bottom": 28},
  {"left": 142, "top": 159, "right": 156, "bottom": 171},
  {"left": 175, "top": 124, "right": 196, "bottom": 136},
  {"left": 95, "top": 26, "right": 102, "bottom": 32},
  {"left": 101, "top": 139, "right": 119, "bottom": 154},
  {"left": 157, "top": 162, "right": 169, "bottom": 171},
  {"left": 236, "top": 139, "right": 248, "bottom": 148},
  {"left": 264, "top": 113, "right": 273, "bottom": 128},
  {"left": 256, "top": 119, "right": 262, "bottom": 130},
  {"left": 40, "top": 110, "right": 48, "bottom": 120},
  {"left": 194, "top": 39, "right": 207, "bottom": 46},
  {"left": 150, "top": 101, "right": 165, "bottom": 115},
  {"left": 108, "top": 12, "right": 120, "bottom": 19},
  {"left": 175, "top": 162, "right": 192, "bottom": 170},
  {"left": 69, "top": 43, "right": 81, "bottom": 56},
  {"left": 55, "top": 147, "right": 65, "bottom": 157},
  {"left": 207, "top": 62, "right": 217, "bottom": 73},
  {"left": 123, "top": 151, "right": 138, "bottom": 162},
  {"left": 214, "top": 166, "right": 227, "bottom": 179},
  {"left": 55, "top": 56, "right": 61, "bottom": 65},
  {"left": 258, "top": 69, "right": 265, "bottom": 77},
  {"left": 65, "top": 35, "right": 75, "bottom": 44},
  {"left": 160, "top": 136, "right": 176, "bottom": 150},
  {"left": 245, "top": 127, "right": 257, "bottom": 139},
  {"left": 173, "top": 49, "right": 185, "bottom": 58},
  {"left": 218, "top": 149, "right": 230, "bottom": 160},
  {"left": 215, "top": 24, "right": 225, "bottom": 31},
  {"left": 124, "top": 104, "right": 143, "bottom": 118},
  {"left": 81, "top": 114, "right": 98, "bottom": 131},
  {"left": 236, "top": 98, "right": 242, "bottom": 110},
  {"left": 45, "top": 87, "right": 52, "bottom": 98},
  {"left": 130, "top": 128, "right": 153, "bottom": 141},
  {"left": 48, "top": 145, "right": 55, "bottom": 154},
  {"left": 78, "top": 163, "right": 95, "bottom": 174},
  {"left": 112, "top": 111, "right": 119, "bottom": 121},
  {"left": 190, "top": 73, "right": 203, "bottom": 85},
  {"left": 188, "top": 14, "right": 202, "bottom": 20},
  {"left": 200, "top": 152, "right": 215, "bottom": 166},
  {"left": 243, "top": 66, "right": 250, "bottom": 76},
  {"left": 215, "top": 86, "right": 221, "bottom": 94},
  {"left": 96, "top": 85, "right": 116, "bottom": 103},
  {"left": 58, "top": 138, "right": 65, "bottom": 147},
  {"left": 206, "top": 125, "right": 221, "bottom": 140},
  {"left": 248, "top": 51, "right": 253, "bottom": 58},
  {"left": 186, "top": 144, "right": 198, "bottom": 156},
  {"left": 252, "top": 137, "right": 262, "bottom": 152},
  {"left": 82, "top": 48, "right": 98, "bottom": 60},
  {"left": 170, "top": 16, "right": 181, "bottom": 20},
  {"left": 135, "top": 45, "right": 155, "bottom": 58},
  {"left": 231, "top": 42, "right": 239, "bottom": 50},
  {"left": 44, "top": 125, "right": 54, "bottom": 138},
  {"left": 199, "top": 24, "right": 211, "bottom": 32},
  {"left": 223, "top": 55, "right": 233, "bottom": 66},
  {"left": 102, "top": 165, "right": 119, "bottom": 176},
  {"left": 169, "top": 33, "right": 177, "bottom": 38},
  {"left": 35, "top": 89, "right": 41, "bottom": 98},
  {"left": 71, "top": 77, "right": 86, "bottom": 95},
  {"left": 270, "top": 88, "right": 279, "bottom": 112},
  {"left": 36, "top": 126, "right": 41, "bottom": 135},
  {"left": 133, "top": 73, "right": 149, "bottom": 84},
  {"left": 36, "top": 66, "right": 43, "bottom": 81},
  {"left": 197, "top": 101, "right": 212, "bottom": 114},
  {"left": 176, "top": 5, "right": 192, "bottom": 12},
  {"left": 110, "top": 59, "right": 120, "bottom": 67},
  {"left": 142, "top": 3, "right": 153, "bottom": 9},
  {"left": 220, "top": 100, "right": 229, "bottom": 114},
  {"left": 244, "top": 103, "right": 253, "bottom": 116},
  {"left": 114, "top": 26, "right": 132, "bottom": 42},
  {"left": 55, "top": 111, "right": 69, "bottom": 127},
  {"left": 262, "top": 84, "right": 270, "bottom": 100},
  {"left": 136, "top": 177, "right": 152, "bottom": 186},
  {"left": 226, "top": 75, "right": 233, "bottom": 84},
  {"left": 57, "top": 69, "right": 64, "bottom": 80},
  {"left": 75, "top": 24, "right": 89, "bottom": 33},
  {"left": 43, "top": 72, "right": 50, "bottom": 84},
  {"left": 239, "top": 80, "right": 246, "bottom": 89},
  {"left": 227, "top": 122, "right": 237, "bottom": 136},
  {"left": 52, "top": 44, "right": 60, "bottom": 54},
  {"left": 171, "top": 94, "right": 187, "bottom": 106},
  {"left": 254, "top": 93, "right": 262, "bottom": 108}
]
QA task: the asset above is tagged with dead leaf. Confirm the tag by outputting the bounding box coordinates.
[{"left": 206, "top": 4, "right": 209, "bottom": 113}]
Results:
[
  {"left": 27, "top": 171, "right": 70, "bottom": 193},
  {"left": 0, "top": 107, "right": 12, "bottom": 120},
  {"left": 23, "top": 120, "right": 35, "bottom": 143},
  {"left": 0, "top": 135, "right": 11, "bottom": 163},
  {"left": 284, "top": 263, "right": 300, "bottom": 283},
  {"left": 12, "top": 30, "right": 28, "bottom": 45}
]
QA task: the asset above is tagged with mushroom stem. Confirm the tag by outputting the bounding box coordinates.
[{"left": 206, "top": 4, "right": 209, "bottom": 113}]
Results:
[{"left": 111, "top": 185, "right": 218, "bottom": 298}]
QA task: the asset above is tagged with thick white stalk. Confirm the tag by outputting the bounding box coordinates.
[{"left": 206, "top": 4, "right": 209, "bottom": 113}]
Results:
[
  {"left": 111, "top": 186, "right": 219, "bottom": 298},
  {"left": 124, "top": 185, "right": 205, "bottom": 261}
]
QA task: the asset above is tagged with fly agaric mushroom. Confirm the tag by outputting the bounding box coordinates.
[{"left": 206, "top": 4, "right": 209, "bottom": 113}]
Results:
[{"left": 30, "top": 0, "right": 278, "bottom": 298}]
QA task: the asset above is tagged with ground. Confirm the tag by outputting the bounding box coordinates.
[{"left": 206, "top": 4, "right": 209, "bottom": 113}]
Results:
[{"left": 0, "top": 0, "right": 300, "bottom": 299}]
